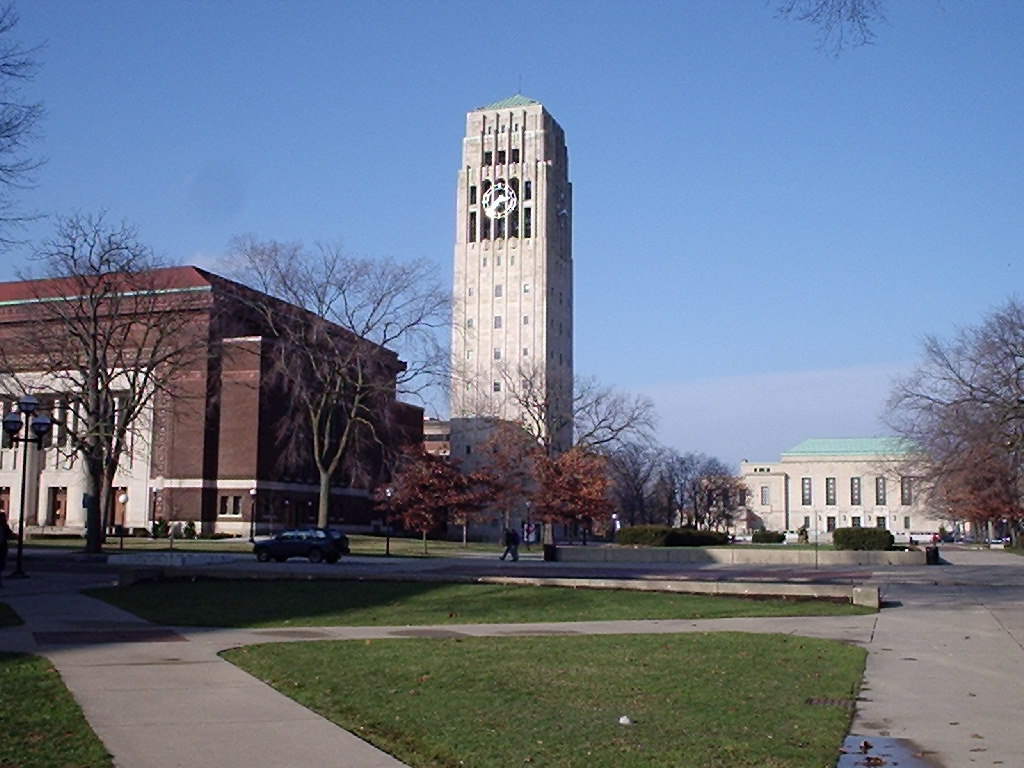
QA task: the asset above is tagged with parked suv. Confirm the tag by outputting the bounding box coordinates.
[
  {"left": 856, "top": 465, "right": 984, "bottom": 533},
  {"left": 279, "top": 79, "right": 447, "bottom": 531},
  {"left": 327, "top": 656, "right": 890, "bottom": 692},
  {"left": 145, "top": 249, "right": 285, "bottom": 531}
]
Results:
[{"left": 253, "top": 528, "right": 350, "bottom": 564}]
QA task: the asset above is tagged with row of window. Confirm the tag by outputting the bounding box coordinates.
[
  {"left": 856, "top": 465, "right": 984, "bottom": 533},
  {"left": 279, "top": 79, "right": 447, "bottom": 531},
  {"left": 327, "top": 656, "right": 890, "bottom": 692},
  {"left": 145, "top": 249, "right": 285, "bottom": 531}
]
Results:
[
  {"left": 771, "top": 476, "right": 914, "bottom": 507},
  {"left": 482, "top": 148, "right": 522, "bottom": 165},
  {"left": 469, "top": 208, "right": 532, "bottom": 241}
]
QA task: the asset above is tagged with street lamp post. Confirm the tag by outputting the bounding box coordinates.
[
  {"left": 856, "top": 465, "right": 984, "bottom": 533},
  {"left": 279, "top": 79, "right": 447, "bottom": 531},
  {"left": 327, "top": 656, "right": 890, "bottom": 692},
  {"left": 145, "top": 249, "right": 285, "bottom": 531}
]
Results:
[
  {"left": 384, "top": 487, "right": 393, "bottom": 556},
  {"left": 2, "top": 395, "right": 53, "bottom": 578},
  {"left": 249, "top": 488, "right": 257, "bottom": 541}
]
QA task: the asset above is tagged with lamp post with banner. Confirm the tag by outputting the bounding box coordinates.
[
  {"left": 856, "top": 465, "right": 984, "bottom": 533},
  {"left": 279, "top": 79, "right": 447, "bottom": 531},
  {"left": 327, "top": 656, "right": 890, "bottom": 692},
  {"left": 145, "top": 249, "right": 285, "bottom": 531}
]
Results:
[{"left": 2, "top": 395, "right": 53, "bottom": 578}]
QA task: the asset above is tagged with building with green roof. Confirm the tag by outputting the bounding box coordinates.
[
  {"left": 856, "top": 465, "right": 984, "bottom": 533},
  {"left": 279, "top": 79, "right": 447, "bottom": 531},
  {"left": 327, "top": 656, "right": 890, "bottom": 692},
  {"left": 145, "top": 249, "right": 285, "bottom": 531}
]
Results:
[{"left": 739, "top": 437, "right": 946, "bottom": 542}]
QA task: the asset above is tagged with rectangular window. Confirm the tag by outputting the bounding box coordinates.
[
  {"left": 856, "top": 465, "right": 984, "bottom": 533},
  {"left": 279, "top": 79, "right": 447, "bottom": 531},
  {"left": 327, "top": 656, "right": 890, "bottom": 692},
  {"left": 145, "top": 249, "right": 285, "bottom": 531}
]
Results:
[
  {"left": 493, "top": 348, "right": 501, "bottom": 360},
  {"left": 497, "top": 150, "right": 506, "bottom": 164},
  {"left": 466, "top": 318, "right": 474, "bottom": 328},
  {"left": 483, "top": 150, "right": 492, "bottom": 165},
  {"left": 469, "top": 185, "right": 477, "bottom": 204},
  {"left": 523, "top": 315, "right": 529, "bottom": 325},
  {"left": 494, "top": 284, "right": 503, "bottom": 297},
  {"left": 903, "top": 515, "right": 911, "bottom": 530},
  {"left": 875, "top": 476, "right": 886, "bottom": 505},
  {"left": 523, "top": 282, "right": 530, "bottom": 293},
  {"left": 524, "top": 207, "right": 532, "bottom": 238},
  {"left": 493, "top": 316, "right": 502, "bottom": 329},
  {"left": 510, "top": 148, "right": 520, "bottom": 163},
  {"left": 509, "top": 211, "right": 519, "bottom": 238},
  {"left": 852, "top": 516, "right": 862, "bottom": 528},
  {"left": 826, "top": 516, "right": 836, "bottom": 532},
  {"left": 219, "top": 496, "right": 242, "bottom": 517},
  {"left": 482, "top": 215, "right": 491, "bottom": 239},
  {"left": 522, "top": 347, "right": 529, "bottom": 356},
  {"left": 468, "top": 212, "right": 476, "bottom": 242},
  {"left": 760, "top": 486, "right": 770, "bottom": 505},
  {"left": 495, "top": 217, "right": 505, "bottom": 238},
  {"left": 492, "top": 381, "right": 501, "bottom": 392},
  {"left": 850, "top": 477, "right": 861, "bottom": 506},
  {"left": 803, "top": 515, "right": 810, "bottom": 529},
  {"left": 876, "top": 516, "right": 886, "bottom": 528},
  {"left": 825, "top": 477, "right": 836, "bottom": 506},
  {"left": 524, "top": 180, "right": 532, "bottom": 200},
  {"left": 801, "top": 477, "right": 812, "bottom": 506},
  {"left": 900, "top": 477, "right": 913, "bottom": 505}
]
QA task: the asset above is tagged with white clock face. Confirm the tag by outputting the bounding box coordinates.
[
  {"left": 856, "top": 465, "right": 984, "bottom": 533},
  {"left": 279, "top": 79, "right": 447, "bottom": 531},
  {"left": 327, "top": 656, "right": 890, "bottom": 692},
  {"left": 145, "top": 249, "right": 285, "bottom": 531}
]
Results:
[{"left": 481, "top": 181, "right": 518, "bottom": 220}]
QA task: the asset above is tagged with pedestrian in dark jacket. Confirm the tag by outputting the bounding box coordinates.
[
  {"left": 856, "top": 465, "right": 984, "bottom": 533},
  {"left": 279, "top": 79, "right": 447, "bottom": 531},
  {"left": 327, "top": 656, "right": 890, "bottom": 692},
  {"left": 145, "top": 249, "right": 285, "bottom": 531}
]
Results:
[
  {"left": 500, "top": 526, "right": 520, "bottom": 561},
  {"left": 0, "top": 512, "right": 15, "bottom": 586}
]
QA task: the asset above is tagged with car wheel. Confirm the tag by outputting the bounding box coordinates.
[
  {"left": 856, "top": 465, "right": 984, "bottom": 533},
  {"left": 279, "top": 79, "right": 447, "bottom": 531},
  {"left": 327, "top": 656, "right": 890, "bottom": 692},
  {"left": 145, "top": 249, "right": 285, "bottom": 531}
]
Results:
[
  {"left": 308, "top": 548, "right": 324, "bottom": 564},
  {"left": 256, "top": 549, "right": 271, "bottom": 563}
]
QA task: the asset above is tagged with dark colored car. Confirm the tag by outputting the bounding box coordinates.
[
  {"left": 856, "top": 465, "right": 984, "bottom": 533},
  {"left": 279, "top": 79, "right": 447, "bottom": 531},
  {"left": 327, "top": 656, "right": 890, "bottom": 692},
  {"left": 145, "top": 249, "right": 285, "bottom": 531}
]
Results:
[{"left": 253, "top": 528, "right": 350, "bottom": 564}]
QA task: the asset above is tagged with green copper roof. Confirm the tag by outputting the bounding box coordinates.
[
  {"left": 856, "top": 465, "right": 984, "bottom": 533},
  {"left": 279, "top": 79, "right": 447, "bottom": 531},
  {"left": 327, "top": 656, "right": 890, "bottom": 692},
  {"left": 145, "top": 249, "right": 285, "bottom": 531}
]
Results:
[
  {"left": 476, "top": 94, "right": 539, "bottom": 110},
  {"left": 783, "top": 438, "right": 916, "bottom": 457}
]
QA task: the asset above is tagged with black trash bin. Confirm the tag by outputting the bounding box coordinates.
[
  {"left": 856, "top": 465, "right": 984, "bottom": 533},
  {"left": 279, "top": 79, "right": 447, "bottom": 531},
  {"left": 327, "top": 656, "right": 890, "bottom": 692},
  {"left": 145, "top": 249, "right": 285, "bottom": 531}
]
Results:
[
  {"left": 543, "top": 544, "right": 558, "bottom": 561},
  {"left": 925, "top": 545, "right": 940, "bottom": 565}
]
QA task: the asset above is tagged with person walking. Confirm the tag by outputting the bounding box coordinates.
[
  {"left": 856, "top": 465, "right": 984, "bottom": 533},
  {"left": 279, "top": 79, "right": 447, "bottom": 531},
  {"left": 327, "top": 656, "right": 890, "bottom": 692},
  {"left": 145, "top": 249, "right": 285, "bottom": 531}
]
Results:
[
  {"left": 0, "top": 511, "right": 15, "bottom": 587},
  {"left": 500, "top": 526, "right": 520, "bottom": 561}
]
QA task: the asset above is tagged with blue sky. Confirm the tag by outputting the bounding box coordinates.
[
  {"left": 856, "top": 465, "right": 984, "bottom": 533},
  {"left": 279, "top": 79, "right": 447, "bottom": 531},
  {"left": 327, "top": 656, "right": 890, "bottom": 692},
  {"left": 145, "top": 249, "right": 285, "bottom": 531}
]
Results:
[{"left": 6, "top": 0, "right": 1023, "bottom": 467}]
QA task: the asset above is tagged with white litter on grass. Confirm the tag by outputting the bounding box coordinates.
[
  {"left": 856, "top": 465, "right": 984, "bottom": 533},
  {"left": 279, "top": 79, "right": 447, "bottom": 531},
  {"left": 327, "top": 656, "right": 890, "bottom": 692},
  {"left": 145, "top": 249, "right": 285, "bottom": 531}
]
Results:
[{"left": 618, "top": 716, "right": 633, "bottom": 725}]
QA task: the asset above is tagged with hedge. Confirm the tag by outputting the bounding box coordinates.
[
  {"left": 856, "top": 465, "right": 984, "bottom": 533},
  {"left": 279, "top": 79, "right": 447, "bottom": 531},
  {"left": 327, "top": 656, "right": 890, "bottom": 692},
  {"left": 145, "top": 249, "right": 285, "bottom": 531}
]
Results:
[
  {"left": 832, "top": 526, "right": 894, "bottom": 551},
  {"left": 751, "top": 529, "right": 785, "bottom": 544},
  {"left": 616, "top": 525, "right": 730, "bottom": 547}
]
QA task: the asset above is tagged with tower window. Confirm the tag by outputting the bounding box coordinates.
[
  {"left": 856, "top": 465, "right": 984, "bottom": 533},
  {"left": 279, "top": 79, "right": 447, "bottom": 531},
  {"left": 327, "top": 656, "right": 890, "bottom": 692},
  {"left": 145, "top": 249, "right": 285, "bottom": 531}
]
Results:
[
  {"left": 493, "top": 381, "right": 501, "bottom": 392},
  {"left": 494, "top": 284, "right": 503, "bottom": 297},
  {"left": 511, "top": 148, "right": 520, "bottom": 163},
  {"left": 524, "top": 207, "right": 532, "bottom": 238},
  {"left": 466, "top": 318, "right": 474, "bottom": 328},
  {"left": 468, "top": 212, "right": 477, "bottom": 243},
  {"left": 523, "top": 283, "right": 530, "bottom": 293},
  {"left": 494, "top": 316, "right": 502, "bottom": 329},
  {"left": 483, "top": 150, "right": 492, "bottom": 165},
  {"left": 497, "top": 150, "right": 506, "bottom": 164},
  {"left": 523, "top": 347, "right": 529, "bottom": 356},
  {"left": 469, "top": 185, "right": 477, "bottom": 204},
  {"left": 482, "top": 216, "right": 491, "bottom": 240},
  {"left": 524, "top": 181, "right": 532, "bottom": 200},
  {"left": 523, "top": 315, "right": 529, "bottom": 325},
  {"left": 493, "top": 348, "right": 501, "bottom": 360}
]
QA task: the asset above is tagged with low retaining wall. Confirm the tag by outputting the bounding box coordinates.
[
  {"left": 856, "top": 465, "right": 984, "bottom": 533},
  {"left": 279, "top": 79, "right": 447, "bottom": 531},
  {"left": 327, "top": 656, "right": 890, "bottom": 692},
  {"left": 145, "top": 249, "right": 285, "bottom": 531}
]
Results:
[{"left": 554, "top": 545, "right": 927, "bottom": 567}]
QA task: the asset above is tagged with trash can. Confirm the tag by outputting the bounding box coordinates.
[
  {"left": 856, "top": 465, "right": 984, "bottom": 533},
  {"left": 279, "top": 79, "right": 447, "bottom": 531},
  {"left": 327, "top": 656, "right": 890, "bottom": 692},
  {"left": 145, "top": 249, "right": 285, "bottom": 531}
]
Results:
[
  {"left": 925, "top": 545, "right": 940, "bottom": 565},
  {"left": 543, "top": 544, "right": 558, "bottom": 561}
]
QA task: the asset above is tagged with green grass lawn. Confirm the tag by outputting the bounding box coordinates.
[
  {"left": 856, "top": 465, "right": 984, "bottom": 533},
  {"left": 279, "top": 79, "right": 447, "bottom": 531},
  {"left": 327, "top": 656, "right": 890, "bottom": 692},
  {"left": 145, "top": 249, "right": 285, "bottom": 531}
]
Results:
[
  {"left": 0, "top": 652, "right": 113, "bottom": 768},
  {"left": 223, "top": 632, "right": 865, "bottom": 768},
  {"left": 86, "top": 579, "right": 872, "bottom": 628}
]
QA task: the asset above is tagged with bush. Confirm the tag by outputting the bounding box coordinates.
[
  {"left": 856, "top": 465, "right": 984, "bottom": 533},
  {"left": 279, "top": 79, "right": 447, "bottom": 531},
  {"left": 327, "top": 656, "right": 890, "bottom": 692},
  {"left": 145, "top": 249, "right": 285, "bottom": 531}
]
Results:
[
  {"left": 832, "top": 527, "right": 894, "bottom": 551},
  {"left": 752, "top": 529, "right": 786, "bottom": 544},
  {"left": 182, "top": 520, "right": 197, "bottom": 539},
  {"left": 152, "top": 518, "right": 168, "bottom": 539},
  {"left": 615, "top": 525, "right": 730, "bottom": 547}
]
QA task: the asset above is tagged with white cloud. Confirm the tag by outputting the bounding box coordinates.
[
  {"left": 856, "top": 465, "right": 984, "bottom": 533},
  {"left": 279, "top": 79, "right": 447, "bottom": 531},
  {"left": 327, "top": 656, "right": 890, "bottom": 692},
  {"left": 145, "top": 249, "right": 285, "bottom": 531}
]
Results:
[{"left": 641, "top": 362, "right": 912, "bottom": 470}]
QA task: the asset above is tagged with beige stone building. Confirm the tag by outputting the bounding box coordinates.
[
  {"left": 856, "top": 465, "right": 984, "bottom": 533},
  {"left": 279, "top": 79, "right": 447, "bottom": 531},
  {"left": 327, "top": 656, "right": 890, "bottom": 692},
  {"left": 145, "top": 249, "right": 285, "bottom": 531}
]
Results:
[
  {"left": 740, "top": 438, "right": 949, "bottom": 542},
  {"left": 449, "top": 95, "right": 573, "bottom": 454}
]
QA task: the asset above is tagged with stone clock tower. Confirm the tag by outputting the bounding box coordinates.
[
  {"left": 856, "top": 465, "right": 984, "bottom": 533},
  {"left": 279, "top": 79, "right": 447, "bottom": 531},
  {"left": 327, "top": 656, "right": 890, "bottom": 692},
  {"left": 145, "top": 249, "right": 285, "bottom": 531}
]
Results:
[{"left": 450, "top": 95, "right": 573, "bottom": 455}]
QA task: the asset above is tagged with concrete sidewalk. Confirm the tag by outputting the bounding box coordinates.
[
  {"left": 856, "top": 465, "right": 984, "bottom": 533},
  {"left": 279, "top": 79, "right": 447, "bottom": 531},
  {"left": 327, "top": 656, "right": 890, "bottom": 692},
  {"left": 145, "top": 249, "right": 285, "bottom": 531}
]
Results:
[{"left": 2, "top": 548, "right": 1023, "bottom": 767}]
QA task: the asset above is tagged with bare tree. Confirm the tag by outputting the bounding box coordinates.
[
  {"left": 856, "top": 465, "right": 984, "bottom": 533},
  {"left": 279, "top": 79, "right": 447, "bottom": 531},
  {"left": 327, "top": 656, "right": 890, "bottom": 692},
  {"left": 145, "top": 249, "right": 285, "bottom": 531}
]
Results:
[
  {"left": 0, "top": 4, "right": 43, "bottom": 244},
  {"left": 495, "top": 360, "right": 656, "bottom": 455},
  {"left": 886, "top": 299, "right": 1024, "bottom": 540},
  {"left": 226, "top": 236, "right": 450, "bottom": 526},
  {"left": 774, "top": 0, "right": 886, "bottom": 55},
  {"left": 606, "top": 440, "right": 662, "bottom": 526},
  {"left": 0, "top": 214, "right": 206, "bottom": 553}
]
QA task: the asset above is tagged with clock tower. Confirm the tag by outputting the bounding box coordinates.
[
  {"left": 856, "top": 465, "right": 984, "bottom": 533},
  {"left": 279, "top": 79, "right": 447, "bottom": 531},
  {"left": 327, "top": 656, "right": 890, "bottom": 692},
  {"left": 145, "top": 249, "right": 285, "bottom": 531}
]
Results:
[{"left": 450, "top": 95, "right": 573, "bottom": 454}]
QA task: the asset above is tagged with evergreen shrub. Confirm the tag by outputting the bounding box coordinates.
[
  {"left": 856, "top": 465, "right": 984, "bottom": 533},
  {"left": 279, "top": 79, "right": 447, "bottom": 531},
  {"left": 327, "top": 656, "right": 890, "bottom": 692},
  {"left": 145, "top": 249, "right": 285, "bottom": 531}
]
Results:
[
  {"left": 832, "top": 527, "right": 894, "bottom": 551},
  {"left": 752, "top": 529, "right": 786, "bottom": 544}
]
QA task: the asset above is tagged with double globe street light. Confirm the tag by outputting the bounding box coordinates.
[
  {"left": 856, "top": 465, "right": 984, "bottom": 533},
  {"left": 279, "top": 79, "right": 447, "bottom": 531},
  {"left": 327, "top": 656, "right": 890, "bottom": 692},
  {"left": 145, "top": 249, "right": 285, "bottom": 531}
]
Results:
[{"left": 2, "top": 395, "right": 53, "bottom": 578}]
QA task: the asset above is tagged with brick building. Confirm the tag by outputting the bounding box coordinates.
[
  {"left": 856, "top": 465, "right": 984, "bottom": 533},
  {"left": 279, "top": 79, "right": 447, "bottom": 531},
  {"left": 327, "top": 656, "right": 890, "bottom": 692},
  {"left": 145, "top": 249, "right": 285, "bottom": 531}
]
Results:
[{"left": 0, "top": 266, "right": 422, "bottom": 537}]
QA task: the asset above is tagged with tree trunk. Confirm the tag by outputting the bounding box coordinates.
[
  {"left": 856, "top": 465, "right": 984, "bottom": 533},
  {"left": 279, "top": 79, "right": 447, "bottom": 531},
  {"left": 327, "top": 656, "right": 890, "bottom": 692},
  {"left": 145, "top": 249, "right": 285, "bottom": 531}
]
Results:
[
  {"left": 317, "top": 471, "right": 331, "bottom": 528},
  {"left": 83, "top": 468, "right": 102, "bottom": 554}
]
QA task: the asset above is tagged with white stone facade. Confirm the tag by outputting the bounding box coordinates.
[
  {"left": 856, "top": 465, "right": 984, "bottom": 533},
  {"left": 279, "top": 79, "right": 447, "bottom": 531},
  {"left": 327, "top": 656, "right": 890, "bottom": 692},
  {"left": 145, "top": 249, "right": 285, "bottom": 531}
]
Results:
[
  {"left": 450, "top": 95, "right": 573, "bottom": 454},
  {"left": 740, "top": 438, "right": 950, "bottom": 542}
]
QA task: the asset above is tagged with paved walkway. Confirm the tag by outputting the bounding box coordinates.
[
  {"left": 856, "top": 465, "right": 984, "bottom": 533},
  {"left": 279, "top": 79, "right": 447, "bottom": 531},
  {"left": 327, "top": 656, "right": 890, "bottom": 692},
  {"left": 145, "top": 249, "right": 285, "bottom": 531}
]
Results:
[{"left": 1, "top": 547, "right": 1023, "bottom": 767}]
